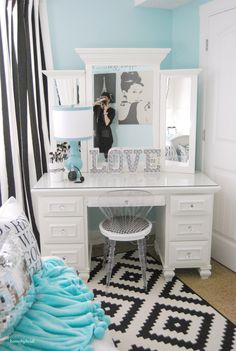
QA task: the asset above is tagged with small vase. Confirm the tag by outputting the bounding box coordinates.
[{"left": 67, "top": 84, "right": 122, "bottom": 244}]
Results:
[{"left": 49, "top": 163, "right": 64, "bottom": 182}]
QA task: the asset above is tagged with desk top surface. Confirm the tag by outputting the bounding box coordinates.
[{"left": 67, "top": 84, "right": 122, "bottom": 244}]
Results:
[{"left": 33, "top": 172, "right": 219, "bottom": 191}]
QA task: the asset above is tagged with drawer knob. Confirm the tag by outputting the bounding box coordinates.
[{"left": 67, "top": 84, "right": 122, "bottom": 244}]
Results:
[
  {"left": 186, "top": 252, "right": 191, "bottom": 258},
  {"left": 59, "top": 205, "right": 65, "bottom": 210},
  {"left": 188, "top": 225, "right": 192, "bottom": 232},
  {"left": 125, "top": 200, "right": 129, "bottom": 205},
  {"left": 190, "top": 204, "right": 194, "bottom": 208}
]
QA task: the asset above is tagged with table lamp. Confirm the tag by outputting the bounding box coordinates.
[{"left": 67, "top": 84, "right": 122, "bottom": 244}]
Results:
[{"left": 52, "top": 105, "right": 93, "bottom": 181}]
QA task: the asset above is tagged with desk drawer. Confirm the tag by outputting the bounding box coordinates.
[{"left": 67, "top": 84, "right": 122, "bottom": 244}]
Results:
[
  {"left": 169, "top": 216, "right": 210, "bottom": 241},
  {"left": 39, "top": 197, "right": 83, "bottom": 217},
  {"left": 170, "top": 195, "right": 212, "bottom": 216},
  {"left": 97, "top": 195, "right": 165, "bottom": 207},
  {"left": 169, "top": 241, "right": 209, "bottom": 267},
  {"left": 41, "top": 244, "right": 86, "bottom": 270},
  {"left": 40, "top": 217, "right": 84, "bottom": 244}
]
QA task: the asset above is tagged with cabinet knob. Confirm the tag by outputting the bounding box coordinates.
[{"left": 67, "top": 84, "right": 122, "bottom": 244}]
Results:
[
  {"left": 188, "top": 225, "right": 192, "bottom": 232},
  {"left": 190, "top": 204, "right": 194, "bottom": 208},
  {"left": 125, "top": 200, "right": 129, "bottom": 205},
  {"left": 186, "top": 252, "right": 191, "bottom": 258}
]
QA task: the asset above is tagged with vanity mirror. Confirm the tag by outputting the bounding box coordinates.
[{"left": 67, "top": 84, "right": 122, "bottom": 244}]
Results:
[
  {"left": 42, "top": 70, "right": 89, "bottom": 170},
  {"left": 92, "top": 65, "right": 155, "bottom": 160},
  {"left": 42, "top": 70, "right": 86, "bottom": 134},
  {"left": 160, "top": 69, "right": 201, "bottom": 173},
  {"left": 75, "top": 48, "right": 171, "bottom": 170}
]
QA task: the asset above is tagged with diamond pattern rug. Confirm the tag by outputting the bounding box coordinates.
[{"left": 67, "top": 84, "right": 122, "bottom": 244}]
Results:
[{"left": 88, "top": 250, "right": 236, "bottom": 351}]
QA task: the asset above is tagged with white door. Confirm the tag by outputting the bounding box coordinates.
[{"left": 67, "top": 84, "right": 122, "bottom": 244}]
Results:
[{"left": 200, "top": 0, "right": 236, "bottom": 271}]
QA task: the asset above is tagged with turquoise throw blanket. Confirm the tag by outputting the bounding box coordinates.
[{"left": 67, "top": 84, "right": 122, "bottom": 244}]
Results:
[{"left": 1, "top": 258, "right": 110, "bottom": 351}]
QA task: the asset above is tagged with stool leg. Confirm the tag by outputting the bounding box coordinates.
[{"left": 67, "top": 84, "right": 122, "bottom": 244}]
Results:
[
  {"left": 103, "top": 237, "right": 109, "bottom": 268},
  {"left": 106, "top": 240, "right": 116, "bottom": 287},
  {"left": 137, "top": 238, "right": 147, "bottom": 291},
  {"left": 144, "top": 236, "right": 147, "bottom": 270}
]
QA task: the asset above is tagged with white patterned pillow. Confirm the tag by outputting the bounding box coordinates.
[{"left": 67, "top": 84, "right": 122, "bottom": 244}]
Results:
[
  {"left": 0, "top": 225, "right": 9, "bottom": 249},
  {"left": 0, "top": 197, "right": 42, "bottom": 277},
  {"left": 0, "top": 232, "right": 35, "bottom": 339}
]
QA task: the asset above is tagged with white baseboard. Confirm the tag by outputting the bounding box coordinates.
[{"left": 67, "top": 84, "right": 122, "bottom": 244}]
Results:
[{"left": 211, "top": 231, "right": 236, "bottom": 272}]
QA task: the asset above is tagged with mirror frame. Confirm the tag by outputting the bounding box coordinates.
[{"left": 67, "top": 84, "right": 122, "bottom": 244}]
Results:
[
  {"left": 75, "top": 48, "right": 171, "bottom": 171},
  {"left": 160, "top": 69, "right": 201, "bottom": 174}
]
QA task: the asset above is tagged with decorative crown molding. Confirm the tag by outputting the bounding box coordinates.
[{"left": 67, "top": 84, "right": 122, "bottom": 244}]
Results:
[
  {"left": 75, "top": 48, "right": 171, "bottom": 66},
  {"left": 134, "top": 0, "right": 192, "bottom": 9}
]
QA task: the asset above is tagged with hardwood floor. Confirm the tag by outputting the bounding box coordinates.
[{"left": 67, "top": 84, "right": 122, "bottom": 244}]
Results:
[{"left": 175, "top": 259, "right": 236, "bottom": 325}]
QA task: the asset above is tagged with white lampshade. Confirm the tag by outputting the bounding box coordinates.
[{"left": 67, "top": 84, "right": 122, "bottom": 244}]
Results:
[{"left": 52, "top": 105, "right": 93, "bottom": 140}]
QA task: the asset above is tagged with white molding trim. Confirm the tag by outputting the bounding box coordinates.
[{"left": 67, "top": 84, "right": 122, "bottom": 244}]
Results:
[
  {"left": 212, "top": 230, "right": 236, "bottom": 272},
  {"left": 200, "top": 0, "right": 236, "bottom": 16},
  {"left": 160, "top": 68, "right": 201, "bottom": 76},
  {"left": 42, "top": 70, "right": 85, "bottom": 78},
  {"left": 134, "top": 0, "right": 192, "bottom": 9},
  {"left": 75, "top": 48, "right": 171, "bottom": 66}
]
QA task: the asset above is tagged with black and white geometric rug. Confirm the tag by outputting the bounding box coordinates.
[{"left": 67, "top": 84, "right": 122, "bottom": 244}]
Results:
[{"left": 88, "top": 250, "right": 236, "bottom": 351}]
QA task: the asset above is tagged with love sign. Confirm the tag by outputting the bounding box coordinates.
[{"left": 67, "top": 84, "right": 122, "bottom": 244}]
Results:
[{"left": 89, "top": 148, "right": 161, "bottom": 173}]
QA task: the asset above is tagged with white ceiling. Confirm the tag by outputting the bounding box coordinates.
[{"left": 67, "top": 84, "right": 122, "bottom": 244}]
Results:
[{"left": 134, "top": 0, "right": 193, "bottom": 9}]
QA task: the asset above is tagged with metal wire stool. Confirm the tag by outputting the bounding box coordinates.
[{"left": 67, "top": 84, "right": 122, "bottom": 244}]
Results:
[{"left": 99, "top": 190, "right": 153, "bottom": 291}]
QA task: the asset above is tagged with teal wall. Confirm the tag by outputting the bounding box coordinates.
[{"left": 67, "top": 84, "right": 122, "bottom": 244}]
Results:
[
  {"left": 171, "top": 0, "right": 210, "bottom": 69},
  {"left": 46, "top": 0, "right": 211, "bottom": 71},
  {"left": 46, "top": 0, "right": 172, "bottom": 69}
]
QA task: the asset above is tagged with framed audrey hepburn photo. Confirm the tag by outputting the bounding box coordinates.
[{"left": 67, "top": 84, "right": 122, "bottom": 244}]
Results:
[{"left": 117, "top": 70, "right": 153, "bottom": 125}]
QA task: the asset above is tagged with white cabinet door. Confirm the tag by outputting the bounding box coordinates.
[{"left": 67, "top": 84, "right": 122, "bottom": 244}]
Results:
[{"left": 200, "top": 0, "right": 236, "bottom": 271}]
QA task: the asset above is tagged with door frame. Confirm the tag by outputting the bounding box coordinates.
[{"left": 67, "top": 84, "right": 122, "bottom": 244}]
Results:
[
  {"left": 199, "top": 0, "right": 236, "bottom": 271},
  {"left": 199, "top": 0, "right": 236, "bottom": 170}
]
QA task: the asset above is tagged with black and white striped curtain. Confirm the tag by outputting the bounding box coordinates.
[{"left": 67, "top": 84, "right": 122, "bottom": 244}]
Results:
[{"left": 0, "top": 0, "right": 50, "bottom": 245}]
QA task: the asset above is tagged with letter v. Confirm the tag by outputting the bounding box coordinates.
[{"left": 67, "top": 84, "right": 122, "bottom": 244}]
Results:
[{"left": 124, "top": 149, "right": 142, "bottom": 172}]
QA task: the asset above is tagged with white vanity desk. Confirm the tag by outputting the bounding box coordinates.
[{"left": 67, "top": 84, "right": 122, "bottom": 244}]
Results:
[{"left": 32, "top": 171, "right": 220, "bottom": 281}]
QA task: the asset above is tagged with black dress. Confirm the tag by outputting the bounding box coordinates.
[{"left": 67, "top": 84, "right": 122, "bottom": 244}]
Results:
[
  {"left": 93, "top": 105, "right": 115, "bottom": 157},
  {"left": 119, "top": 102, "right": 139, "bottom": 124}
]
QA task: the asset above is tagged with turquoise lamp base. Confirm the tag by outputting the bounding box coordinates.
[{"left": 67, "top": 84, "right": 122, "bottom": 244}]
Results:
[{"left": 64, "top": 140, "right": 82, "bottom": 172}]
